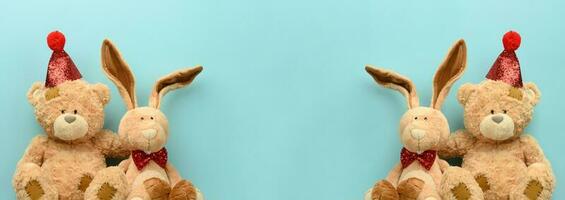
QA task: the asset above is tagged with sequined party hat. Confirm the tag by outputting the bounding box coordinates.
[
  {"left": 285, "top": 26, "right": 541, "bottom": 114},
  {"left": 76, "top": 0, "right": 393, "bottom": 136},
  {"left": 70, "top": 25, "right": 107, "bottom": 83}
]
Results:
[
  {"left": 45, "top": 31, "right": 82, "bottom": 88},
  {"left": 486, "top": 31, "right": 523, "bottom": 88}
]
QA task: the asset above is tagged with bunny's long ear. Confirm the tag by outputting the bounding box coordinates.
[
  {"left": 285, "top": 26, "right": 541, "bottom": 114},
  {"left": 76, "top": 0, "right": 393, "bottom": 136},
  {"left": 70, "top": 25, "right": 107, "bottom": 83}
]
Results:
[
  {"left": 431, "top": 39, "right": 467, "bottom": 110},
  {"left": 366, "top": 65, "right": 419, "bottom": 109},
  {"left": 101, "top": 39, "right": 137, "bottom": 110},
  {"left": 149, "top": 66, "right": 203, "bottom": 109}
]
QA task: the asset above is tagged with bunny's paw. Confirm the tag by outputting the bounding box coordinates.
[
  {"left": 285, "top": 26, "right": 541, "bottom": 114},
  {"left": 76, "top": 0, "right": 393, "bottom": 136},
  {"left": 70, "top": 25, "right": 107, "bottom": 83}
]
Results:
[
  {"left": 144, "top": 178, "right": 171, "bottom": 199},
  {"left": 371, "top": 180, "right": 399, "bottom": 200},
  {"left": 397, "top": 178, "right": 424, "bottom": 200}
]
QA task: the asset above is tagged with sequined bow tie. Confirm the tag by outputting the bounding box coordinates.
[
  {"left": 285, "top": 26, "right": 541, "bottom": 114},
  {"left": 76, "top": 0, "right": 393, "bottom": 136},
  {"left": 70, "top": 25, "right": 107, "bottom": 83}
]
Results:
[
  {"left": 132, "top": 148, "right": 168, "bottom": 170},
  {"left": 400, "top": 148, "right": 436, "bottom": 170}
]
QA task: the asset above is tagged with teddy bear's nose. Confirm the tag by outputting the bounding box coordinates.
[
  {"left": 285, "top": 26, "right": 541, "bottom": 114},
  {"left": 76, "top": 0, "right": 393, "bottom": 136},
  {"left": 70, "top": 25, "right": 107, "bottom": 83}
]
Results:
[
  {"left": 64, "top": 115, "right": 76, "bottom": 124},
  {"left": 491, "top": 115, "right": 504, "bottom": 124}
]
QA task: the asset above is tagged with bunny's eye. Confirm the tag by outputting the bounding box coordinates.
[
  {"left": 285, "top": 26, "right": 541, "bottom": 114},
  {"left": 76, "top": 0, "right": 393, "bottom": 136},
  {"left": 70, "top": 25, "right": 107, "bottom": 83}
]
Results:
[
  {"left": 140, "top": 117, "right": 145, "bottom": 120},
  {"left": 414, "top": 117, "right": 418, "bottom": 120},
  {"left": 150, "top": 117, "right": 154, "bottom": 120},
  {"left": 424, "top": 117, "right": 428, "bottom": 120}
]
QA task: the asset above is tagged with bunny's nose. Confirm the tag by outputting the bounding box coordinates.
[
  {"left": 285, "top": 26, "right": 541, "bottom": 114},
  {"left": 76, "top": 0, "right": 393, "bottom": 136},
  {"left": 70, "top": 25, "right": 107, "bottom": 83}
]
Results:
[
  {"left": 64, "top": 115, "right": 76, "bottom": 124},
  {"left": 410, "top": 129, "right": 426, "bottom": 140},
  {"left": 142, "top": 129, "right": 157, "bottom": 139}
]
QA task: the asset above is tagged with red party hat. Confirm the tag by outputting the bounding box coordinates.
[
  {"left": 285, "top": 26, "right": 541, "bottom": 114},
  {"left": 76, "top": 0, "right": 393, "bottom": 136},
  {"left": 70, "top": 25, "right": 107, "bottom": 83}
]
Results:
[
  {"left": 45, "top": 31, "right": 82, "bottom": 88},
  {"left": 485, "top": 31, "right": 523, "bottom": 88}
]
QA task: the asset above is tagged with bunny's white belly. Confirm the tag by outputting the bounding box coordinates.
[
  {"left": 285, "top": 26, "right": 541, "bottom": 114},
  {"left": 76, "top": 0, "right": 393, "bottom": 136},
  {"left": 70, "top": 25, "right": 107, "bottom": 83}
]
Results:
[
  {"left": 132, "top": 161, "right": 170, "bottom": 187},
  {"left": 399, "top": 163, "right": 435, "bottom": 187}
]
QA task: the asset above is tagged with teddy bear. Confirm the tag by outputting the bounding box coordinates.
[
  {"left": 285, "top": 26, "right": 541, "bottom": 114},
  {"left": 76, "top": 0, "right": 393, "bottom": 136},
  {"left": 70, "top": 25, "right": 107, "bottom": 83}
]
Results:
[
  {"left": 438, "top": 31, "right": 555, "bottom": 200},
  {"left": 12, "top": 31, "right": 130, "bottom": 200}
]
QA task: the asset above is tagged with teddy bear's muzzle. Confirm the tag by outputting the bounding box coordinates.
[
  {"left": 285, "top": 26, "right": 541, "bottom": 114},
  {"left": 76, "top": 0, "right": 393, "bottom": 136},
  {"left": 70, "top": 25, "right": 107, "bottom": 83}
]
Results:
[
  {"left": 479, "top": 114, "right": 515, "bottom": 140},
  {"left": 53, "top": 113, "right": 89, "bottom": 141}
]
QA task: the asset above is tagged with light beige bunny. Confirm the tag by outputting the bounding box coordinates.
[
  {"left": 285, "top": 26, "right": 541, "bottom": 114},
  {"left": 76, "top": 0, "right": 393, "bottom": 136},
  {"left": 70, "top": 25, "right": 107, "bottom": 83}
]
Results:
[
  {"left": 363, "top": 40, "right": 467, "bottom": 200},
  {"left": 101, "top": 39, "right": 204, "bottom": 200}
]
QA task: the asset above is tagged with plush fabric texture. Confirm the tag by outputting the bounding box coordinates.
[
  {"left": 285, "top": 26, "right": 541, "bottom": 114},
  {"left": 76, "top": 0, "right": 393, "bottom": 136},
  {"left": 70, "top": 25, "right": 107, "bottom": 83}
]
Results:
[
  {"left": 102, "top": 39, "right": 204, "bottom": 200},
  {"left": 439, "top": 80, "right": 555, "bottom": 200},
  {"left": 363, "top": 39, "right": 467, "bottom": 200},
  {"left": 13, "top": 80, "right": 129, "bottom": 200}
]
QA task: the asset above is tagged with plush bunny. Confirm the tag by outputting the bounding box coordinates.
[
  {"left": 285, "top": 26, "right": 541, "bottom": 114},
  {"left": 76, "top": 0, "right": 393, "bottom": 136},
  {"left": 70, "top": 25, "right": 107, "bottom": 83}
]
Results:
[
  {"left": 100, "top": 39, "right": 204, "bottom": 200},
  {"left": 363, "top": 40, "right": 467, "bottom": 200}
]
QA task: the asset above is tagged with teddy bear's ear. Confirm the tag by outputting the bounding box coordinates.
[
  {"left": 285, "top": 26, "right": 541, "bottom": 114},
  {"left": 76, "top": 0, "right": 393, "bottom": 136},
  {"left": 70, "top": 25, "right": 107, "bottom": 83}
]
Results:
[
  {"left": 27, "top": 82, "right": 45, "bottom": 106},
  {"left": 457, "top": 83, "right": 477, "bottom": 105},
  {"left": 523, "top": 82, "right": 540, "bottom": 106},
  {"left": 91, "top": 83, "right": 111, "bottom": 105},
  {"left": 365, "top": 65, "right": 420, "bottom": 109},
  {"left": 149, "top": 66, "right": 203, "bottom": 109}
]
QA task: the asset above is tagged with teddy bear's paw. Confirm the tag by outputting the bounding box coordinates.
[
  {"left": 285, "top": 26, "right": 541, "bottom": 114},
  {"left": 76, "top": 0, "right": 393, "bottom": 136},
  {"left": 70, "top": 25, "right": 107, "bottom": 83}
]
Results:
[
  {"left": 78, "top": 174, "right": 94, "bottom": 192},
  {"left": 96, "top": 182, "right": 118, "bottom": 200},
  {"left": 450, "top": 183, "right": 471, "bottom": 200},
  {"left": 371, "top": 180, "right": 399, "bottom": 200},
  {"left": 24, "top": 180, "right": 45, "bottom": 200},
  {"left": 144, "top": 178, "right": 171, "bottom": 199},
  {"left": 523, "top": 179, "right": 543, "bottom": 200},
  {"left": 474, "top": 174, "right": 490, "bottom": 192},
  {"left": 169, "top": 180, "right": 197, "bottom": 200},
  {"left": 397, "top": 178, "right": 424, "bottom": 200}
]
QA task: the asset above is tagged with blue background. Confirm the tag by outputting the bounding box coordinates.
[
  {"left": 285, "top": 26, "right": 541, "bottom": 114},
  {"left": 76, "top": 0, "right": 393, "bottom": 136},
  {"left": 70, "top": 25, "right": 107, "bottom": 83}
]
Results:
[{"left": 0, "top": 0, "right": 563, "bottom": 199}]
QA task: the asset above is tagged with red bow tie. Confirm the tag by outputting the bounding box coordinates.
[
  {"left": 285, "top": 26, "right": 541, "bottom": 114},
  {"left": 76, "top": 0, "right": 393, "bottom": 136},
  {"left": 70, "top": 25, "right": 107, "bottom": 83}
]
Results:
[
  {"left": 132, "top": 148, "right": 168, "bottom": 170},
  {"left": 400, "top": 148, "right": 436, "bottom": 170}
]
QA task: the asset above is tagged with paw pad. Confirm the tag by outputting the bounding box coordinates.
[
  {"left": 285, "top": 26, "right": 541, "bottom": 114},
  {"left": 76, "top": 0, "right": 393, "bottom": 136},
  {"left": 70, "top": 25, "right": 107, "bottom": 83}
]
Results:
[
  {"left": 475, "top": 174, "right": 490, "bottom": 192},
  {"left": 450, "top": 183, "right": 471, "bottom": 200},
  {"left": 78, "top": 174, "right": 93, "bottom": 192},
  {"left": 524, "top": 179, "right": 543, "bottom": 200},
  {"left": 97, "top": 182, "right": 117, "bottom": 200},
  {"left": 24, "top": 180, "right": 44, "bottom": 200}
]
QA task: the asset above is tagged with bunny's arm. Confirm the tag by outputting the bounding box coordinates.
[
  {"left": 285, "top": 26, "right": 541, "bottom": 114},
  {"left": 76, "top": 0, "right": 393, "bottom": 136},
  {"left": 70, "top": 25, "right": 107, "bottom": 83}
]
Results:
[
  {"left": 438, "top": 159, "right": 450, "bottom": 173},
  {"left": 166, "top": 163, "right": 183, "bottom": 185},
  {"left": 385, "top": 163, "right": 403, "bottom": 187},
  {"left": 118, "top": 158, "right": 131, "bottom": 173},
  {"left": 92, "top": 129, "right": 129, "bottom": 158},
  {"left": 439, "top": 129, "right": 476, "bottom": 158}
]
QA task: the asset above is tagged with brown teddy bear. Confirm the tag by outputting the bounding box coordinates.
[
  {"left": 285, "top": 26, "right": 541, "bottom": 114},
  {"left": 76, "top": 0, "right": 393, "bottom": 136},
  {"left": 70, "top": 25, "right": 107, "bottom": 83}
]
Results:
[
  {"left": 439, "top": 31, "right": 555, "bottom": 200},
  {"left": 12, "top": 31, "right": 129, "bottom": 200}
]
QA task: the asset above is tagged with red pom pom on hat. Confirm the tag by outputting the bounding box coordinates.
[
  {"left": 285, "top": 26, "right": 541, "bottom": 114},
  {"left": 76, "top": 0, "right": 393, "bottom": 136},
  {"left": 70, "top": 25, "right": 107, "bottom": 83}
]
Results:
[
  {"left": 47, "top": 31, "right": 66, "bottom": 51},
  {"left": 502, "top": 31, "right": 521, "bottom": 51},
  {"left": 486, "top": 30, "right": 523, "bottom": 88},
  {"left": 44, "top": 30, "right": 82, "bottom": 87}
]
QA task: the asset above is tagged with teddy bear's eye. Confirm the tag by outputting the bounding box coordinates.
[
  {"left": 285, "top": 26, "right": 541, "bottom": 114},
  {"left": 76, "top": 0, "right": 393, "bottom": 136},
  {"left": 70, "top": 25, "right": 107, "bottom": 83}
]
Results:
[
  {"left": 140, "top": 117, "right": 145, "bottom": 120},
  {"left": 61, "top": 110, "right": 66, "bottom": 114},
  {"left": 490, "top": 110, "right": 495, "bottom": 114},
  {"left": 503, "top": 110, "right": 508, "bottom": 114},
  {"left": 414, "top": 117, "right": 418, "bottom": 120},
  {"left": 424, "top": 117, "right": 428, "bottom": 120},
  {"left": 73, "top": 110, "right": 78, "bottom": 114},
  {"left": 150, "top": 117, "right": 154, "bottom": 120}
]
